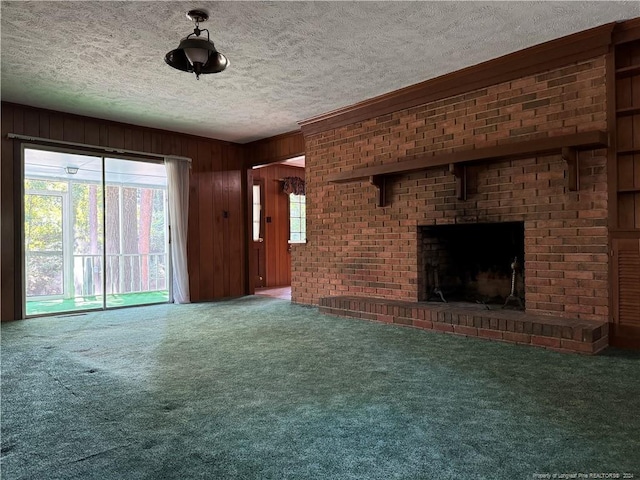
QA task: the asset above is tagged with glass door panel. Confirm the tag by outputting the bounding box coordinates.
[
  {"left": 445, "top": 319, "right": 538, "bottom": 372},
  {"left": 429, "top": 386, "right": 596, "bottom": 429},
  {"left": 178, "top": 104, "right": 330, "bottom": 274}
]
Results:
[
  {"left": 24, "top": 148, "right": 104, "bottom": 315},
  {"left": 104, "top": 158, "right": 169, "bottom": 308},
  {"left": 71, "top": 163, "right": 104, "bottom": 313}
]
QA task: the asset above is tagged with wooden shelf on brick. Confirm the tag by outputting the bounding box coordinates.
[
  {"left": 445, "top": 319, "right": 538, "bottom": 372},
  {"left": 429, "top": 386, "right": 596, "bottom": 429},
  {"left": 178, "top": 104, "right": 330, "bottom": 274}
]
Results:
[
  {"left": 615, "top": 63, "right": 640, "bottom": 78},
  {"left": 327, "top": 130, "right": 609, "bottom": 207}
]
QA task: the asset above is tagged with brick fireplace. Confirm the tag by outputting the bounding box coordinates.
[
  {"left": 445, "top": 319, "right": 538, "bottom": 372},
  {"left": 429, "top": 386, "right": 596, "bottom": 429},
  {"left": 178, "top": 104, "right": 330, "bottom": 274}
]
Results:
[
  {"left": 306, "top": 147, "right": 611, "bottom": 354},
  {"left": 293, "top": 21, "right": 640, "bottom": 353},
  {"left": 295, "top": 119, "right": 611, "bottom": 320}
]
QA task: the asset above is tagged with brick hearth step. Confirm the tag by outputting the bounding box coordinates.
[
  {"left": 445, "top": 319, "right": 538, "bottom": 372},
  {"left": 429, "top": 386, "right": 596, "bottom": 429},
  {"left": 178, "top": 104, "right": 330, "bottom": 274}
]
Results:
[{"left": 319, "top": 296, "right": 609, "bottom": 354}]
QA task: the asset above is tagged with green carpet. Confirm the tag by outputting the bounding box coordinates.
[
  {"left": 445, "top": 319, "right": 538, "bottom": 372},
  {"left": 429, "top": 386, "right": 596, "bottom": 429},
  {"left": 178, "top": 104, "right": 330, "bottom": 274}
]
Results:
[{"left": 1, "top": 296, "right": 639, "bottom": 479}]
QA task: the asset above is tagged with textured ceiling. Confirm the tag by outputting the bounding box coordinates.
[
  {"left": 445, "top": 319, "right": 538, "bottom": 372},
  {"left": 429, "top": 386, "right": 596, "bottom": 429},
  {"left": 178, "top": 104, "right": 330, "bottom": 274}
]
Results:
[{"left": 2, "top": 1, "right": 639, "bottom": 144}]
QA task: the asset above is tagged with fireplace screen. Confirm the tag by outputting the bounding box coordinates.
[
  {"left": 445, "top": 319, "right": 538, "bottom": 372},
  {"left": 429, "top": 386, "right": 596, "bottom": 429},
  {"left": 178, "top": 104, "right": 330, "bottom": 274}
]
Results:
[{"left": 419, "top": 222, "right": 525, "bottom": 307}]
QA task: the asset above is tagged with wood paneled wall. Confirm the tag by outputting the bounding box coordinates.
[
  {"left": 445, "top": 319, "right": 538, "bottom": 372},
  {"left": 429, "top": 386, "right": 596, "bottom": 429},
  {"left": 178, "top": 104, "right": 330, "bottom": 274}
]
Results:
[
  {"left": 252, "top": 163, "right": 305, "bottom": 287},
  {"left": 245, "top": 130, "right": 304, "bottom": 167},
  {"left": 1, "top": 102, "right": 247, "bottom": 321}
]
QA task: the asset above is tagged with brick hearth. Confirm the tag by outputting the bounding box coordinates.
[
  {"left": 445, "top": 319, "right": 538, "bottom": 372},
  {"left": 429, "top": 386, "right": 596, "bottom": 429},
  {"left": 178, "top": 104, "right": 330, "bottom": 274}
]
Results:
[{"left": 319, "top": 296, "right": 609, "bottom": 354}]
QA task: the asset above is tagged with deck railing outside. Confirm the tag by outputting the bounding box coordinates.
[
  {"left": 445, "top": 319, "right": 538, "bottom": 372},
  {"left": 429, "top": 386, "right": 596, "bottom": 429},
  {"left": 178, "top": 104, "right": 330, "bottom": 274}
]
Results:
[{"left": 26, "top": 252, "right": 168, "bottom": 299}]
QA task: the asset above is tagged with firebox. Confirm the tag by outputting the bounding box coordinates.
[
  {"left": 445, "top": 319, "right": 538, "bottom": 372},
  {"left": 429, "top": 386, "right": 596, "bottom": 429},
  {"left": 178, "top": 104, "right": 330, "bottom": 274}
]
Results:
[{"left": 418, "top": 222, "right": 525, "bottom": 307}]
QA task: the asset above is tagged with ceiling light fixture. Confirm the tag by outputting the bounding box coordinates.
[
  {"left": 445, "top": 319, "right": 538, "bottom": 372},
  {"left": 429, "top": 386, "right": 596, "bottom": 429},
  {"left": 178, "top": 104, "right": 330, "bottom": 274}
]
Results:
[{"left": 165, "top": 9, "right": 229, "bottom": 80}]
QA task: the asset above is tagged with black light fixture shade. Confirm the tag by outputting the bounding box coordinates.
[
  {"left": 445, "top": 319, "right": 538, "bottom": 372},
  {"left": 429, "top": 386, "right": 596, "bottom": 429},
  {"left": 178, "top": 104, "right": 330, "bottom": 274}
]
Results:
[
  {"left": 165, "top": 9, "right": 229, "bottom": 79},
  {"left": 165, "top": 39, "right": 228, "bottom": 75}
]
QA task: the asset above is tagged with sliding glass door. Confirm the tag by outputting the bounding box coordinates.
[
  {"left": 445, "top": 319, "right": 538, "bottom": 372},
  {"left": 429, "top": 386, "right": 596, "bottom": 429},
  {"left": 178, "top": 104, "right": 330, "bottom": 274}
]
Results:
[
  {"left": 23, "top": 147, "right": 169, "bottom": 317},
  {"left": 104, "top": 158, "right": 169, "bottom": 308}
]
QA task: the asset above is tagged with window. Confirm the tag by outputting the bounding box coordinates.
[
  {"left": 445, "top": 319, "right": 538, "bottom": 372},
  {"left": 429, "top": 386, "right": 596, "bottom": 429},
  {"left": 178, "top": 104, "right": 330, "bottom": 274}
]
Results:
[
  {"left": 252, "top": 184, "right": 262, "bottom": 242},
  {"left": 289, "top": 194, "right": 306, "bottom": 243}
]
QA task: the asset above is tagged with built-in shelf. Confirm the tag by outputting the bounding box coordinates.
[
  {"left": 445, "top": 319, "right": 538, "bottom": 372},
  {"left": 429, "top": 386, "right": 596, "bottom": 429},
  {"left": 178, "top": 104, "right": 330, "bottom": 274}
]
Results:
[
  {"left": 618, "top": 187, "right": 640, "bottom": 193},
  {"left": 327, "top": 130, "right": 609, "bottom": 207},
  {"left": 615, "top": 64, "right": 640, "bottom": 78},
  {"left": 616, "top": 106, "right": 640, "bottom": 117},
  {"left": 617, "top": 148, "right": 640, "bottom": 156}
]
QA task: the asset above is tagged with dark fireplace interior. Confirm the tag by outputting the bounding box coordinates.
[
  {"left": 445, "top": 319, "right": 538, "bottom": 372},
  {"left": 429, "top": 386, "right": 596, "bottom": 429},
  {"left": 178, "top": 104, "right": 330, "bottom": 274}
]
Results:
[{"left": 419, "top": 222, "right": 525, "bottom": 308}]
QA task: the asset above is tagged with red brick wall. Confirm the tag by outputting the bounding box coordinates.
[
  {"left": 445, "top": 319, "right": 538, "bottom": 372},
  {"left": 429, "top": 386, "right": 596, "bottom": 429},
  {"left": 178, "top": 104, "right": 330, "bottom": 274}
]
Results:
[{"left": 292, "top": 56, "right": 610, "bottom": 322}]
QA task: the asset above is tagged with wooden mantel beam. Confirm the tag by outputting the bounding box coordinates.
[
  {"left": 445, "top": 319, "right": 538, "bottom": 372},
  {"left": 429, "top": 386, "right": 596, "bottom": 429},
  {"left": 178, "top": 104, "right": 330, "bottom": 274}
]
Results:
[{"left": 327, "top": 130, "right": 608, "bottom": 184}]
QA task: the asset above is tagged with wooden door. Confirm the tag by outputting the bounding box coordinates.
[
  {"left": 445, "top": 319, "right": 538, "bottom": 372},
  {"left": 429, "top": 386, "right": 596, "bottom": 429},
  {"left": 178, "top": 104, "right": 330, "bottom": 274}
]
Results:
[
  {"left": 252, "top": 179, "right": 266, "bottom": 288},
  {"left": 612, "top": 237, "right": 640, "bottom": 346}
]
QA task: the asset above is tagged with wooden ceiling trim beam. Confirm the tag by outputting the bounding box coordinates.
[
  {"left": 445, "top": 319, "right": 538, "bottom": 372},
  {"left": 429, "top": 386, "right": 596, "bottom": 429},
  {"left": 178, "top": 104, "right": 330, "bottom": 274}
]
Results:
[
  {"left": 299, "top": 22, "right": 617, "bottom": 137},
  {"left": 244, "top": 130, "right": 305, "bottom": 168},
  {"left": 613, "top": 17, "right": 640, "bottom": 45}
]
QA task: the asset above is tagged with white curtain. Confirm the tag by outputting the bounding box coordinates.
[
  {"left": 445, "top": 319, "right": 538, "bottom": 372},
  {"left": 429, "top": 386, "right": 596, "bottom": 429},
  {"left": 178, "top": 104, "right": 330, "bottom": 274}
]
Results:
[{"left": 165, "top": 158, "right": 191, "bottom": 304}]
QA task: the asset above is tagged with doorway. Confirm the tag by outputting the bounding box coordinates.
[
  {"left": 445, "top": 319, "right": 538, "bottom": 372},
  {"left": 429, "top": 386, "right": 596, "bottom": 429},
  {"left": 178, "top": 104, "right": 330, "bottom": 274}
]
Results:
[
  {"left": 23, "top": 146, "right": 170, "bottom": 317},
  {"left": 250, "top": 157, "right": 305, "bottom": 295},
  {"left": 252, "top": 179, "right": 266, "bottom": 288}
]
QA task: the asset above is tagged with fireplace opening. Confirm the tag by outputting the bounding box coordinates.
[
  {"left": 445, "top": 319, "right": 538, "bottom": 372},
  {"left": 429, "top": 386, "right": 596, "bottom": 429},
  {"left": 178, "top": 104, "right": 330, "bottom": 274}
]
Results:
[{"left": 419, "top": 222, "right": 525, "bottom": 308}]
